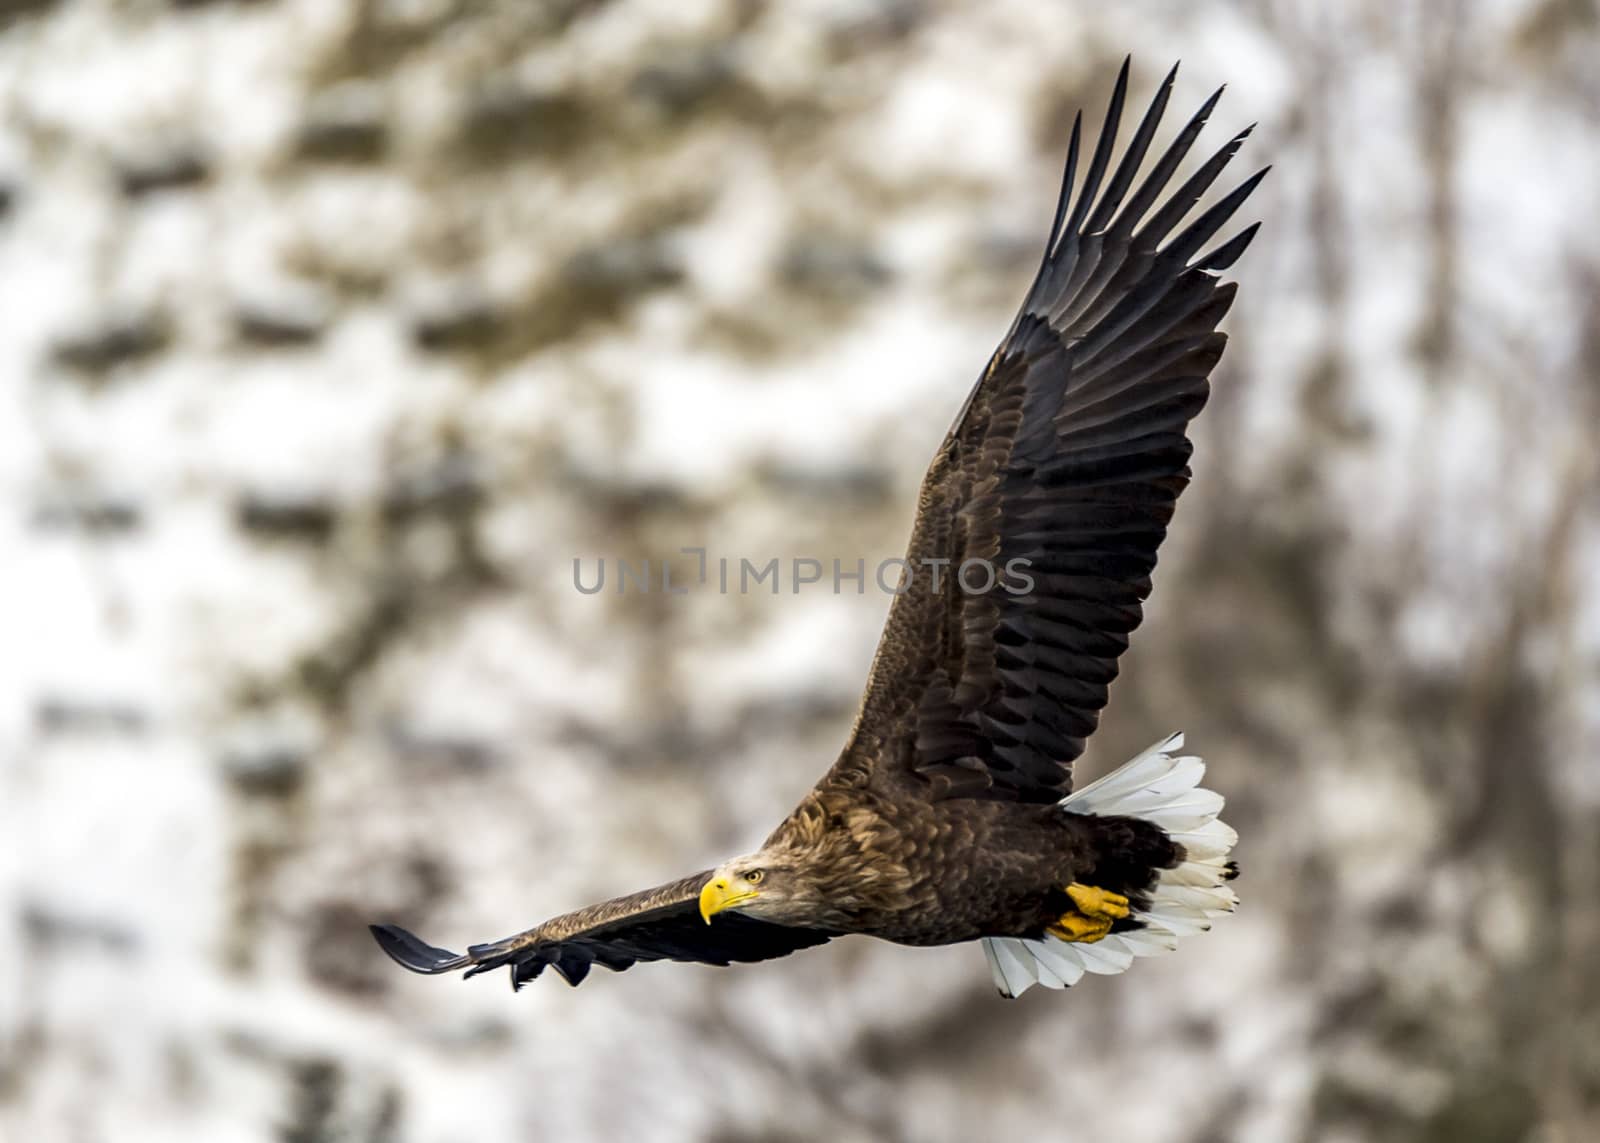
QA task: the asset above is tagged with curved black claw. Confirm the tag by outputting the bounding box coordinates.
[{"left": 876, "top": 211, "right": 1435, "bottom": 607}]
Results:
[{"left": 370, "top": 923, "right": 472, "bottom": 975}]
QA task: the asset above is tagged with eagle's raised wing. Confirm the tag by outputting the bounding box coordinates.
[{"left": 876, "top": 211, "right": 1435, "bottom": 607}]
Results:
[
  {"left": 837, "top": 61, "right": 1265, "bottom": 805},
  {"left": 371, "top": 872, "right": 835, "bottom": 989}
]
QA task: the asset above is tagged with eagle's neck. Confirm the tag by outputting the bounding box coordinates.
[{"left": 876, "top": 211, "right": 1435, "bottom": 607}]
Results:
[{"left": 760, "top": 788, "right": 913, "bottom": 931}]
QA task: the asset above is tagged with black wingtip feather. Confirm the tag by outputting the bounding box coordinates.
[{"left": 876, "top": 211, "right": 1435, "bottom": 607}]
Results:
[
  {"left": 1041, "top": 110, "right": 1084, "bottom": 266},
  {"left": 1111, "top": 55, "right": 1133, "bottom": 99},
  {"left": 553, "top": 956, "right": 592, "bottom": 987},
  {"left": 1197, "top": 220, "right": 1262, "bottom": 273},
  {"left": 370, "top": 923, "right": 471, "bottom": 975},
  {"left": 1085, "top": 60, "right": 1180, "bottom": 235},
  {"left": 1113, "top": 82, "right": 1228, "bottom": 238},
  {"left": 1065, "top": 60, "right": 1130, "bottom": 236},
  {"left": 1137, "top": 127, "right": 1258, "bottom": 255},
  {"left": 1163, "top": 165, "right": 1270, "bottom": 265}
]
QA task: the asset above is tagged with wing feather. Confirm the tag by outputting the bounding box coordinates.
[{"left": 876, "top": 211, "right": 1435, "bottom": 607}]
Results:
[
  {"left": 370, "top": 873, "right": 834, "bottom": 990},
  {"left": 834, "top": 63, "right": 1263, "bottom": 804}
]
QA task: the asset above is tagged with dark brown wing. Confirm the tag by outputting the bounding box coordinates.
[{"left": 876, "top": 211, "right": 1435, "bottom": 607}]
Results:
[
  {"left": 371, "top": 872, "right": 835, "bottom": 989},
  {"left": 838, "top": 60, "right": 1265, "bottom": 804}
]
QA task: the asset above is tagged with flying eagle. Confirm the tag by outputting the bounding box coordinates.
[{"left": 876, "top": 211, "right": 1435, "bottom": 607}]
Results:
[{"left": 372, "top": 60, "right": 1264, "bottom": 999}]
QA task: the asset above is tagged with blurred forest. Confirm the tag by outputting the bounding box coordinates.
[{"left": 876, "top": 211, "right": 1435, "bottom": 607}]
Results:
[{"left": 1, "top": 1, "right": 1598, "bottom": 1141}]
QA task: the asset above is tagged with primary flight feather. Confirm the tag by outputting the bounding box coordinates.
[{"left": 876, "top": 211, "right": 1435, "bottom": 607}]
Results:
[{"left": 372, "top": 59, "right": 1264, "bottom": 999}]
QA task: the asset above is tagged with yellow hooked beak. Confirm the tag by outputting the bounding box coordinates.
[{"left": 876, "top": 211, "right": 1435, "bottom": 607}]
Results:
[{"left": 699, "top": 877, "right": 759, "bottom": 924}]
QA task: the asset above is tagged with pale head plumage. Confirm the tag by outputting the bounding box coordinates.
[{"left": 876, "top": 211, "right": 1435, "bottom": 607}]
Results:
[{"left": 700, "top": 849, "right": 825, "bottom": 927}]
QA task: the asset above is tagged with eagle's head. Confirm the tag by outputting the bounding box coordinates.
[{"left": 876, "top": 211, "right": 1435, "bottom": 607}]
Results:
[
  {"left": 701, "top": 801, "right": 886, "bottom": 929},
  {"left": 699, "top": 851, "right": 821, "bottom": 926}
]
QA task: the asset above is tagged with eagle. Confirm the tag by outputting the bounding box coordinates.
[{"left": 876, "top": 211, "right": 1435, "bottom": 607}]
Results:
[{"left": 372, "top": 60, "right": 1264, "bottom": 999}]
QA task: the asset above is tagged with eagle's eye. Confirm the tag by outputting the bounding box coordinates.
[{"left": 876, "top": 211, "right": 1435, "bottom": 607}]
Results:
[{"left": 743, "top": 870, "right": 763, "bottom": 884}]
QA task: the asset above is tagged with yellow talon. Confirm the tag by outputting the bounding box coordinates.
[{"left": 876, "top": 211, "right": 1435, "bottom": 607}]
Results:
[
  {"left": 1047, "top": 913, "right": 1112, "bottom": 943},
  {"left": 1066, "top": 883, "right": 1130, "bottom": 922}
]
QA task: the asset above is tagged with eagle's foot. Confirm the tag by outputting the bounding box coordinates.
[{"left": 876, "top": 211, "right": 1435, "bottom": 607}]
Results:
[
  {"left": 1047, "top": 912, "right": 1112, "bottom": 943},
  {"left": 1066, "top": 883, "right": 1130, "bottom": 921},
  {"left": 1046, "top": 883, "right": 1130, "bottom": 942}
]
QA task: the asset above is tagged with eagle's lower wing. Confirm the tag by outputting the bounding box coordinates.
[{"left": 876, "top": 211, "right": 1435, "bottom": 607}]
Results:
[
  {"left": 370, "top": 872, "right": 835, "bottom": 989},
  {"left": 836, "top": 61, "right": 1265, "bottom": 805}
]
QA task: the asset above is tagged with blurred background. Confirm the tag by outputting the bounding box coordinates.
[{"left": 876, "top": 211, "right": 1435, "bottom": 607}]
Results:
[{"left": 1, "top": 1, "right": 1597, "bottom": 1140}]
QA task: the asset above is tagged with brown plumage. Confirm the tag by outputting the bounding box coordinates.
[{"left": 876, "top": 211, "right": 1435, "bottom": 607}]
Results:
[{"left": 372, "top": 59, "right": 1262, "bottom": 997}]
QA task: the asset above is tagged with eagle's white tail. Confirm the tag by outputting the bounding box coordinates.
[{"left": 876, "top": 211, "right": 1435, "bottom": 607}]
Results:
[{"left": 981, "top": 733, "right": 1238, "bottom": 998}]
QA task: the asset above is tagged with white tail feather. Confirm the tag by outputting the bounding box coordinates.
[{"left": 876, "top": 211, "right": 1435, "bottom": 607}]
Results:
[
  {"left": 1022, "top": 938, "right": 1087, "bottom": 986},
  {"left": 984, "top": 936, "right": 1039, "bottom": 996},
  {"left": 1142, "top": 908, "right": 1214, "bottom": 937},
  {"left": 981, "top": 733, "right": 1238, "bottom": 998}
]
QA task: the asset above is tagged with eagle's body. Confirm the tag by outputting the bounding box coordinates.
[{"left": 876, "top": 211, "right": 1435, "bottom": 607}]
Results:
[
  {"left": 742, "top": 764, "right": 1175, "bottom": 947},
  {"left": 373, "top": 60, "right": 1263, "bottom": 998}
]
